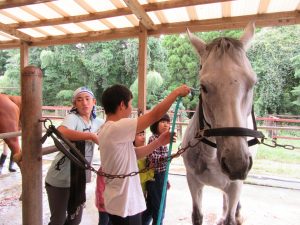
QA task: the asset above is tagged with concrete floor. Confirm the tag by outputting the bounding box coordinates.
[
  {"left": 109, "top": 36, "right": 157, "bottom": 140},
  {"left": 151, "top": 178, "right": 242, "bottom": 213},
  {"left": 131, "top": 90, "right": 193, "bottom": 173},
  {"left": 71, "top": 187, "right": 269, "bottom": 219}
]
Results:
[{"left": 1, "top": 153, "right": 300, "bottom": 225}]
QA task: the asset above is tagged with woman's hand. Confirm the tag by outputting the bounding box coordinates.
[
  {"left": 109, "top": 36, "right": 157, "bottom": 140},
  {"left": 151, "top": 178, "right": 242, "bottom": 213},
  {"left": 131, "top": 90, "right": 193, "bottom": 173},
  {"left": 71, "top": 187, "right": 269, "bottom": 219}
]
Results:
[{"left": 90, "top": 133, "right": 99, "bottom": 145}]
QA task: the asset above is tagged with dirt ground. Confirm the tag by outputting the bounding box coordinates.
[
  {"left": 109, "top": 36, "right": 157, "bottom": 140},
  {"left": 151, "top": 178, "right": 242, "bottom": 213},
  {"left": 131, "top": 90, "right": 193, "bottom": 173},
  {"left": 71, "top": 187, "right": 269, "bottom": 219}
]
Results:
[{"left": 0, "top": 153, "right": 300, "bottom": 225}]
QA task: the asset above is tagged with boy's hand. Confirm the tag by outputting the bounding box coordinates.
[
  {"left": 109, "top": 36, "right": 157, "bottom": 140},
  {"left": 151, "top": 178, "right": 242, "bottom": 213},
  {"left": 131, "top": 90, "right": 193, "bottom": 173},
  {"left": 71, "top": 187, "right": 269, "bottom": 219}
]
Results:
[{"left": 175, "top": 84, "right": 191, "bottom": 97}]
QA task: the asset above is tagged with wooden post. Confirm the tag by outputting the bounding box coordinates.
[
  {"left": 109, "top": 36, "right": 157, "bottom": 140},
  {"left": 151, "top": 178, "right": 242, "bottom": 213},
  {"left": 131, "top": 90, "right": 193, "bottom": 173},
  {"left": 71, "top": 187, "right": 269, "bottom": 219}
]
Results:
[
  {"left": 20, "top": 41, "right": 29, "bottom": 71},
  {"left": 21, "top": 66, "right": 43, "bottom": 225},
  {"left": 138, "top": 23, "right": 147, "bottom": 115}
]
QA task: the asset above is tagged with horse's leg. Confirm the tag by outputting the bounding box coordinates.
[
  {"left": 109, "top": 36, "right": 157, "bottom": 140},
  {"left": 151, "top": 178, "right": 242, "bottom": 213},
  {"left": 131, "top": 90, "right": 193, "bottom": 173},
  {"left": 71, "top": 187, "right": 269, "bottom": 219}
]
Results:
[
  {"left": 4, "top": 137, "right": 22, "bottom": 167},
  {"left": 186, "top": 172, "right": 204, "bottom": 225},
  {"left": 223, "top": 181, "right": 243, "bottom": 225}
]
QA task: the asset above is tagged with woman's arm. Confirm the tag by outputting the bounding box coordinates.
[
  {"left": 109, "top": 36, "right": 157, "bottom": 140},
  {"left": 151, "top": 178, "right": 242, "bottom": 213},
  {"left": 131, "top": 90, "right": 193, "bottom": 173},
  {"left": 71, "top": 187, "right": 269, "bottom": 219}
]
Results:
[{"left": 58, "top": 126, "right": 99, "bottom": 144}]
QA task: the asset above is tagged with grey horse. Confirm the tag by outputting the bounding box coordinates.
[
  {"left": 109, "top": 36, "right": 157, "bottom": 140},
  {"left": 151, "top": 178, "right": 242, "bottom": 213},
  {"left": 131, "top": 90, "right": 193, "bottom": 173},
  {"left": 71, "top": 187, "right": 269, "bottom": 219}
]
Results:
[{"left": 182, "top": 22, "right": 258, "bottom": 225}]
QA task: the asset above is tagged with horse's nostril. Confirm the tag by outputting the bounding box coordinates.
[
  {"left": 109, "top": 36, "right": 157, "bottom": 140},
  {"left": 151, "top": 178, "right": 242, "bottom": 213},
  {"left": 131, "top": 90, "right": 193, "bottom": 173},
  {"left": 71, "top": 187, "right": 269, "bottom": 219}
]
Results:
[{"left": 248, "top": 156, "right": 253, "bottom": 171}]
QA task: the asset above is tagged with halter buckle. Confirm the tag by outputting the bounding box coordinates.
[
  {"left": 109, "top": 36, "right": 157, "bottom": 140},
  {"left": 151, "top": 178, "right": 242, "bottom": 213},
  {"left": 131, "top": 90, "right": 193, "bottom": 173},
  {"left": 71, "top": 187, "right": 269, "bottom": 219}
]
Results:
[{"left": 195, "top": 129, "right": 205, "bottom": 139}]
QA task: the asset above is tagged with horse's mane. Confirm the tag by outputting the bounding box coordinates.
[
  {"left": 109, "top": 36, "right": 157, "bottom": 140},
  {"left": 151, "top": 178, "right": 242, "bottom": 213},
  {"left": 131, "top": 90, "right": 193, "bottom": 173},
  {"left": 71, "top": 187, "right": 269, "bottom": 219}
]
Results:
[{"left": 206, "top": 37, "right": 245, "bottom": 63}]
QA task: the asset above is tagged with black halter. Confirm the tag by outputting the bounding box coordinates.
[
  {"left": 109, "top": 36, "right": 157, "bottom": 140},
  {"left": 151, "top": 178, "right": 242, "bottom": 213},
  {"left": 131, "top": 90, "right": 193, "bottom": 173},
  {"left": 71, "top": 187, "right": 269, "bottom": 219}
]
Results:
[{"left": 197, "top": 95, "right": 264, "bottom": 148}]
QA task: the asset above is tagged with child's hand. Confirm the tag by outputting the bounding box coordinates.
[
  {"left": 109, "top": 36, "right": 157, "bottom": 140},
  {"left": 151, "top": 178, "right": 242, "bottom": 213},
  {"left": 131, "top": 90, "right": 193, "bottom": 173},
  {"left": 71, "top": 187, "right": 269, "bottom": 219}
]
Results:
[
  {"left": 90, "top": 133, "right": 99, "bottom": 145},
  {"left": 157, "top": 130, "right": 172, "bottom": 146},
  {"left": 171, "top": 132, "right": 177, "bottom": 143},
  {"left": 174, "top": 84, "right": 191, "bottom": 97}
]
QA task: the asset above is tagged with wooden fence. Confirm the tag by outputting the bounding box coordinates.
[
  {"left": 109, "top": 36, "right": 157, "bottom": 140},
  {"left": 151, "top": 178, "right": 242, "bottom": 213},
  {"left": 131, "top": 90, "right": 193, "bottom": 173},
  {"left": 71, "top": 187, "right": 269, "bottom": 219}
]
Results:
[{"left": 41, "top": 106, "right": 300, "bottom": 140}]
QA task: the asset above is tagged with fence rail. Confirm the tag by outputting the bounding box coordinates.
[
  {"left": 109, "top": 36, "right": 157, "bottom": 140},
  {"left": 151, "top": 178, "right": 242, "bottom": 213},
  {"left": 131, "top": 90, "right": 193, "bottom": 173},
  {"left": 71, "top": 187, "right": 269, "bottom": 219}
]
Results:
[{"left": 1, "top": 107, "right": 299, "bottom": 141}]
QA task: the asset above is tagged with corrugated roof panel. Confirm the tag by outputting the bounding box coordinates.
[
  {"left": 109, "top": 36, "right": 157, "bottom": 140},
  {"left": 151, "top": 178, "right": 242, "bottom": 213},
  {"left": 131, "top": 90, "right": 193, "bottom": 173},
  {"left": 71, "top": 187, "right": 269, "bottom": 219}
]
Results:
[
  {"left": 18, "top": 28, "right": 46, "bottom": 38},
  {"left": 37, "top": 26, "right": 66, "bottom": 36},
  {"left": 59, "top": 23, "right": 87, "bottom": 33},
  {"left": 81, "top": 20, "right": 110, "bottom": 31},
  {"left": 267, "top": 0, "right": 299, "bottom": 13},
  {"left": 147, "top": 12, "right": 162, "bottom": 25},
  {"left": 52, "top": 0, "right": 88, "bottom": 16},
  {"left": 231, "top": 0, "right": 260, "bottom": 16},
  {"left": 106, "top": 16, "right": 134, "bottom": 28},
  {"left": 0, "top": 31, "right": 18, "bottom": 41},
  {"left": 85, "top": 0, "right": 118, "bottom": 11},
  {"left": 137, "top": 0, "right": 148, "bottom": 5},
  {"left": 195, "top": 3, "right": 222, "bottom": 20},
  {"left": 163, "top": 7, "right": 189, "bottom": 23},
  {"left": 3, "top": 7, "right": 38, "bottom": 22},
  {"left": 27, "top": 3, "right": 63, "bottom": 19},
  {"left": 0, "top": 12, "right": 17, "bottom": 24}
]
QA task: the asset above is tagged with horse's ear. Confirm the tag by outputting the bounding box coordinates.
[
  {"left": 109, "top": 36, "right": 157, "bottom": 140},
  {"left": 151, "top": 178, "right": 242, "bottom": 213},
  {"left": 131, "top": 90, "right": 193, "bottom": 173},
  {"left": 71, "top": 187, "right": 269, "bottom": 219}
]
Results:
[
  {"left": 240, "top": 21, "right": 255, "bottom": 51},
  {"left": 187, "top": 28, "right": 206, "bottom": 57}
]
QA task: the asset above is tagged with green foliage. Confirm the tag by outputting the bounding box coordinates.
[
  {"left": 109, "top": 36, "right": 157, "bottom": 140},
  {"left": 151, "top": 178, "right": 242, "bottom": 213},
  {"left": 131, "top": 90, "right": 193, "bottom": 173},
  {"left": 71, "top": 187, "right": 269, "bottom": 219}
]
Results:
[
  {"left": 130, "top": 71, "right": 164, "bottom": 109},
  {"left": 0, "top": 49, "right": 20, "bottom": 95},
  {"left": 291, "top": 55, "right": 300, "bottom": 106},
  {"left": 55, "top": 90, "right": 73, "bottom": 105},
  {"left": 0, "top": 50, "right": 9, "bottom": 77},
  {"left": 0, "top": 25, "right": 299, "bottom": 118},
  {"left": 248, "top": 25, "right": 300, "bottom": 115}
]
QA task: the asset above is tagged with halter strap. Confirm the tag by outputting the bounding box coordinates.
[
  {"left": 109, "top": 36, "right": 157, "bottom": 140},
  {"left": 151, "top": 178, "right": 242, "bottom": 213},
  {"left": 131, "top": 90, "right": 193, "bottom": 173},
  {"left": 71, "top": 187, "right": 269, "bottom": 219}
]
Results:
[{"left": 197, "top": 94, "right": 264, "bottom": 148}]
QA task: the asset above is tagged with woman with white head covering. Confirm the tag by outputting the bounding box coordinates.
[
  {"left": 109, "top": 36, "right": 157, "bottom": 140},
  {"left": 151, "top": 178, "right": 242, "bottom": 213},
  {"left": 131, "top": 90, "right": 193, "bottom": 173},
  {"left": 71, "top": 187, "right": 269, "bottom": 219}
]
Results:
[{"left": 45, "top": 87, "right": 104, "bottom": 225}]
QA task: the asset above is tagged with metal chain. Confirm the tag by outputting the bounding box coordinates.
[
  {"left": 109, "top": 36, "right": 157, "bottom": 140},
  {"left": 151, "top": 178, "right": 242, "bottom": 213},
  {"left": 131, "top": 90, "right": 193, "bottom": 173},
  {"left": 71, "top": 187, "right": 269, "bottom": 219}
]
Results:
[
  {"left": 261, "top": 138, "right": 299, "bottom": 150},
  {"left": 92, "top": 138, "right": 203, "bottom": 179}
]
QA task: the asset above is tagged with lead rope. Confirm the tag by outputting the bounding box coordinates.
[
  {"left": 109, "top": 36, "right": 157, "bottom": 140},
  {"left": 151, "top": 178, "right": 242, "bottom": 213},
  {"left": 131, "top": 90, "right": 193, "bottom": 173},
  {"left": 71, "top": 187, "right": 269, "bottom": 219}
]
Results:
[{"left": 156, "top": 96, "right": 182, "bottom": 225}]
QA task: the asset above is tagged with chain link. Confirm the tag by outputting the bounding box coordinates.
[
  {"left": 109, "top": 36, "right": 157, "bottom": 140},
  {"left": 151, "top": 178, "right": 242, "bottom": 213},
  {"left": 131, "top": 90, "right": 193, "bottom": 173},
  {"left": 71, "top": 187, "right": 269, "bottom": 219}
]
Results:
[
  {"left": 92, "top": 138, "right": 203, "bottom": 179},
  {"left": 261, "top": 138, "right": 299, "bottom": 150}
]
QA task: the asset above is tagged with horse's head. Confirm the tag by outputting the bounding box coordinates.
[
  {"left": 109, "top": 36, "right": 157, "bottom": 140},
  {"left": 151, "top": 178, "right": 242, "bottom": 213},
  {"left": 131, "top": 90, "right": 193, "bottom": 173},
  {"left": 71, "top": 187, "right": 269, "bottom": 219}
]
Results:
[{"left": 188, "top": 22, "right": 257, "bottom": 180}]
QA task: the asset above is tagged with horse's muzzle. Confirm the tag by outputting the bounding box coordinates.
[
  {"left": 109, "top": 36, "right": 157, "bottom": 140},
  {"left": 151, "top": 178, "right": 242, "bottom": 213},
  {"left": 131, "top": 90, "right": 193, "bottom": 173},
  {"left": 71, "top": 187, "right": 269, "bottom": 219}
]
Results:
[{"left": 221, "top": 155, "right": 253, "bottom": 180}]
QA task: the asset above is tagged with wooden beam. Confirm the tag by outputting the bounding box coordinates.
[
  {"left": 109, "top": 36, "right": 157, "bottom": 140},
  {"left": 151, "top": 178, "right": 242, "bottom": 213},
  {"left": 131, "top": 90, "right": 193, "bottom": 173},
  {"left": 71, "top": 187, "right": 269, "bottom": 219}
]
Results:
[
  {"left": 123, "top": 0, "right": 156, "bottom": 30},
  {"left": 1, "top": 10, "right": 299, "bottom": 48},
  {"left": 149, "top": 11, "right": 300, "bottom": 35},
  {"left": 8, "top": 0, "right": 233, "bottom": 29},
  {"left": 186, "top": 6, "right": 198, "bottom": 21},
  {"left": 0, "top": 22, "right": 33, "bottom": 42},
  {"left": 30, "top": 27, "right": 140, "bottom": 47},
  {"left": 137, "top": 24, "right": 147, "bottom": 114},
  {"left": 0, "top": 0, "right": 54, "bottom": 9},
  {"left": 258, "top": 0, "right": 271, "bottom": 14},
  {"left": 0, "top": 40, "right": 20, "bottom": 49},
  {"left": 20, "top": 41, "right": 29, "bottom": 70},
  {"left": 222, "top": 1, "right": 231, "bottom": 17}
]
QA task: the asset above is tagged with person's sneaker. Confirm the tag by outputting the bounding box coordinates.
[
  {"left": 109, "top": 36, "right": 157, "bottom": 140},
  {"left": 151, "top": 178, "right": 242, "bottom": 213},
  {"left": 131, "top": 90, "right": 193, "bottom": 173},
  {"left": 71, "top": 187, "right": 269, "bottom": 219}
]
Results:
[{"left": 9, "top": 161, "right": 17, "bottom": 172}]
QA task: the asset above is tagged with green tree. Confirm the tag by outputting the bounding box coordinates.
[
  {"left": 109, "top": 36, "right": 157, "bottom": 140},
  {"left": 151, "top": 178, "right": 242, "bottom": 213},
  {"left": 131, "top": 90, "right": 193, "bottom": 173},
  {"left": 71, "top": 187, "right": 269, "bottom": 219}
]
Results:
[
  {"left": 130, "top": 70, "right": 164, "bottom": 109},
  {"left": 248, "top": 25, "right": 300, "bottom": 115},
  {"left": 291, "top": 55, "right": 300, "bottom": 106}
]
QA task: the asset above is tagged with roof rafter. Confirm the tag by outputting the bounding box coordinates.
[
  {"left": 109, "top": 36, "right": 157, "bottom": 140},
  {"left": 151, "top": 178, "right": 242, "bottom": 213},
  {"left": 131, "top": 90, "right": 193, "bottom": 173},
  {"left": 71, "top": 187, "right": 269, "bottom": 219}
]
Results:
[
  {"left": 0, "top": 22, "right": 33, "bottom": 42},
  {"left": 6, "top": 0, "right": 233, "bottom": 29},
  {"left": 123, "top": 0, "right": 156, "bottom": 30},
  {"left": 4, "top": 10, "right": 295, "bottom": 49},
  {"left": 149, "top": 10, "right": 300, "bottom": 35},
  {"left": 258, "top": 0, "right": 271, "bottom": 14}
]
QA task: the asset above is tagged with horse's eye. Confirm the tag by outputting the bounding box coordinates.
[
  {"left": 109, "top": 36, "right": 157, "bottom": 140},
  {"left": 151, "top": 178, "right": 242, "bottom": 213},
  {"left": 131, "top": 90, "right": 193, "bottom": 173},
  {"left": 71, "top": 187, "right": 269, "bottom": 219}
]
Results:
[{"left": 201, "top": 84, "right": 208, "bottom": 94}]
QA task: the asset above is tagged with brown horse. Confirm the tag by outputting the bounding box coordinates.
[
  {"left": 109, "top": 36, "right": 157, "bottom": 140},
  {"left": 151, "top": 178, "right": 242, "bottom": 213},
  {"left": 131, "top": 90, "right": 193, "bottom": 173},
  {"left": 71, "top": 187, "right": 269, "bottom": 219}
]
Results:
[{"left": 0, "top": 93, "right": 22, "bottom": 166}]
